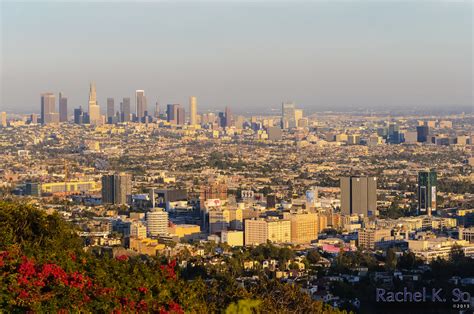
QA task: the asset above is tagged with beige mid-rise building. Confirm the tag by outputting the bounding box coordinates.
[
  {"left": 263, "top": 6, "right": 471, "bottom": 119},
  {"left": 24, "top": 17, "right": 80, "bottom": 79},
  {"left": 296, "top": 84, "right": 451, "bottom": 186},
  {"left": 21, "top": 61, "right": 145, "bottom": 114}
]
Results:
[
  {"left": 284, "top": 212, "right": 318, "bottom": 244},
  {"left": 130, "top": 222, "right": 147, "bottom": 239},
  {"left": 358, "top": 228, "right": 392, "bottom": 249},
  {"left": 245, "top": 218, "right": 290, "bottom": 245},
  {"left": 221, "top": 230, "right": 244, "bottom": 246}
]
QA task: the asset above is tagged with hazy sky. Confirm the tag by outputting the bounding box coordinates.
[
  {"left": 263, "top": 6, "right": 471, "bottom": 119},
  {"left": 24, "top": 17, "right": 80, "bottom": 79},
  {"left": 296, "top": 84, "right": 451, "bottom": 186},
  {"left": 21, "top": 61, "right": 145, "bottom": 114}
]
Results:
[{"left": 1, "top": 0, "right": 472, "bottom": 114}]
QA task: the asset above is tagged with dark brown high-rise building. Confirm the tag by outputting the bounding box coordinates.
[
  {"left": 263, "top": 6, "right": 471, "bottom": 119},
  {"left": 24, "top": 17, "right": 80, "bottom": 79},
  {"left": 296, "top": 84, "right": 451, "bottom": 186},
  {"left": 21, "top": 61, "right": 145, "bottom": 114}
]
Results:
[
  {"left": 340, "top": 176, "right": 377, "bottom": 217},
  {"left": 225, "top": 106, "right": 234, "bottom": 127},
  {"left": 101, "top": 173, "right": 132, "bottom": 205},
  {"left": 177, "top": 106, "right": 185, "bottom": 125}
]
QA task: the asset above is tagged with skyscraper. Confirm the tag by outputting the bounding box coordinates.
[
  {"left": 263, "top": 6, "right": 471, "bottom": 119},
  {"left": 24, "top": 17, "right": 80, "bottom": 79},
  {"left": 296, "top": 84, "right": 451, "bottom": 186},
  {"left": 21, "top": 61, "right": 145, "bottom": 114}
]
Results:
[
  {"left": 267, "top": 126, "right": 282, "bottom": 141},
  {"left": 0, "top": 112, "right": 6, "bottom": 127},
  {"left": 121, "top": 98, "right": 131, "bottom": 122},
  {"left": 340, "top": 176, "right": 377, "bottom": 217},
  {"left": 136, "top": 90, "right": 147, "bottom": 122},
  {"left": 30, "top": 113, "right": 38, "bottom": 124},
  {"left": 167, "top": 104, "right": 180, "bottom": 124},
  {"left": 418, "top": 171, "right": 437, "bottom": 216},
  {"left": 58, "top": 92, "right": 68, "bottom": 122},
  {"left": 154, "top": 102, "right": 160, "bottom": 118},
  {"left": 106, "top": 98, "right": 115, "bottom": 123},
  {"left": 41, "top": 93, "right": 58, "bottom": 124},
  {"left": 74, "top": 107, "right": 84, "bottom": 124},
  {"left": 177, "top": 105, "right": 185, "bottom": 125},
  {"left": 101, "top": 173, "right": 132, "bottom": 205},
  {"left": 189, "top": 96, "right": 197, "bottom": 126},
  {"left": 88, "top": 82, "right": 101, "bottom": 125},
  {"left": 294, "top": 109, "right": 303, "bottom": 126},
  {"left": 225, "top": 106, "right": 234, "bottom": 128},
  {"left": 416, "top": 125, "right": 430, "bottom": 143},
  {"left": 281, "top": 102, "right": 296, "bottom": 129}
]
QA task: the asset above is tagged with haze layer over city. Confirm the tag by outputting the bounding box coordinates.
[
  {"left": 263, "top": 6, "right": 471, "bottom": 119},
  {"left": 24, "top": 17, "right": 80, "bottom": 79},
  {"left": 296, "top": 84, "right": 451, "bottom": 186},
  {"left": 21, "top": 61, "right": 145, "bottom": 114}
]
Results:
[
  {"left": 0, "top": 1, "right": 473, "bottom": 314},
  {"left": 1, "top": 0, "right": 472, "bottom": 114}
]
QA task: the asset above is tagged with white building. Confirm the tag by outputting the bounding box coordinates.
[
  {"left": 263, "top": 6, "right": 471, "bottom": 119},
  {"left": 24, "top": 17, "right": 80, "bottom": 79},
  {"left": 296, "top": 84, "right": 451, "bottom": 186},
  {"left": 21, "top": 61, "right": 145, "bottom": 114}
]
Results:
[
  {"left": 130, "top": 221, "right": 147, "bottom": 239},
  {"left": 146, "top": 208, "right": 169, "bottom": 237}
]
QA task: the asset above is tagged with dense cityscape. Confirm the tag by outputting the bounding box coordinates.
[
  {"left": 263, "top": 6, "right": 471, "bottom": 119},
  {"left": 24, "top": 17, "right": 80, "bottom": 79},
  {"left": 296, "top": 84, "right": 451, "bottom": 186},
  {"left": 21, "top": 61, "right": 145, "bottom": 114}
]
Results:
[{"left": 0, "top": 81, "right": 473, "bottom": 313}]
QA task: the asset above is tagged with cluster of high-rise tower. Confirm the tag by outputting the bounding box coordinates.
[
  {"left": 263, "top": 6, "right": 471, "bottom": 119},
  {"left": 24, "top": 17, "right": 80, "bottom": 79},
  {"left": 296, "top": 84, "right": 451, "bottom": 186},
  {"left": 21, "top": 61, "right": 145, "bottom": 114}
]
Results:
[
  {"left": 37, "top": 83, "right": 244, "bottom": 128},
  {"left": 38, "top": 83, "right": 204, "bottom": 126}
]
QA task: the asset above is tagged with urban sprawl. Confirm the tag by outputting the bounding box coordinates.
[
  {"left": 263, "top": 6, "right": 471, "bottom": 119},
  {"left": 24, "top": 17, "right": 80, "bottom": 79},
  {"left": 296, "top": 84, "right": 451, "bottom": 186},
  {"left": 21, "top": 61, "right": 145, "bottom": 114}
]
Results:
[{"left": 1, "top": 83, "right": 473, "bottom": 312}]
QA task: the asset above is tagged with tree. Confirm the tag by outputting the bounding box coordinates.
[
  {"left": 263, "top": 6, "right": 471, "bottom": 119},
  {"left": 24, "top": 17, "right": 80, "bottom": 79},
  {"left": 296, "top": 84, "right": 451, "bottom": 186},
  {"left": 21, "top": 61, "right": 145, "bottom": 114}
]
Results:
[
  {"left": 307, "top": 250, "right": 321, "bottom": 264},
  {"left": 385, "top": 248, "right": 397, "bottom": 271},
  {"left": 225, "top": 299, "right": 261, "bottom": 314},
  {"left": 398, "top": 252, "right": 419, "bottom": 269},
  {"left": 450, "top": 244, "right": 465, "bottom": 263},
  {"left": 0, "top": 201, "right": 345, "bottom": 313}
]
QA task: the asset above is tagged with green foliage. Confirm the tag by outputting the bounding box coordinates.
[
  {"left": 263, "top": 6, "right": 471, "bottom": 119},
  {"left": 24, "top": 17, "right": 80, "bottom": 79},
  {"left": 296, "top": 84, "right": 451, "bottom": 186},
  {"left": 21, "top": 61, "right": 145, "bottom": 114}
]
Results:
[
  {"left": 397, "top": 252, "right": 422, "bottom": 269},
  {"left": 249, "top": 243, "right": 295, "bottom": 267},
  {"left": 0, "top": 201, "right": 83, "bottom": 254},
  {"left": 307, "top": 249, "right": 321, "bottom": 264},
  {"left": 225, "top": 299, "right": 261, "bottom": 314},
  {"left": 385, "top": 248, "right": 397, "bottom": 271},
  {"left": 438, "top": 179, "right": 474, "bottom": 194},
  {"left": 0, "top": 201, "right": 345, "bottom": 313},
  {"left": 449, "top": 244, "right": 465, "bottom": 263},
  {"left": 334, "top": 248, "right": 378, "bottom": 272}
]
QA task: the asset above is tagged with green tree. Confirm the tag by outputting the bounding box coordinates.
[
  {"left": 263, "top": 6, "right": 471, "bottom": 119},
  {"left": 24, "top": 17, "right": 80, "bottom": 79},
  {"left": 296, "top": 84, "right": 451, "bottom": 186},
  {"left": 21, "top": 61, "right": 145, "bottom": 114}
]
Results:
[
  {"left": 225, "top": 299, "right": 261, "bottom": 314},
  {"left": 307, "top": 250, "right": 321, "bottom": 264},
  {"left": 385, "top": 248, "right": 397, "bottom": 271}
]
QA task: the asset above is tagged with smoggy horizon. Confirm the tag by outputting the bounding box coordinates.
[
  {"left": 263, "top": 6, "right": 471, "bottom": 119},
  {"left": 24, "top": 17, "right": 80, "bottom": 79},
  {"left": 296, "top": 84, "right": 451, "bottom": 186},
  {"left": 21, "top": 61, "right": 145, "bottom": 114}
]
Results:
[{"left": 1, "top": 1, "right": 472, "bottom": 114}]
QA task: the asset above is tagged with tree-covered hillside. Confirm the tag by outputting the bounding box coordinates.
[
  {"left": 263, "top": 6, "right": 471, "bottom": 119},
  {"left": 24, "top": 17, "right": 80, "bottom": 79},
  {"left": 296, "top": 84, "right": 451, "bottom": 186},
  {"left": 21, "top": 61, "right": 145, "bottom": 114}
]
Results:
[{"left": 0, "top": 201, "right": 347, "bottom": 313}]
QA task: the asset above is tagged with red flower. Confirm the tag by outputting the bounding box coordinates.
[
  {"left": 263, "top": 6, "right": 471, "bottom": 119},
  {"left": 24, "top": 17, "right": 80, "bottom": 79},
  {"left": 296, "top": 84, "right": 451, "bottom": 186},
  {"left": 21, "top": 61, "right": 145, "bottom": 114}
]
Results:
[
  {"left": 136, "top": 300, "right": 148, "bottom": 311},
  {"left": 115, "top": 255, "right": 129, "bottom": 261},
  {"left": 18, "top": 290, "right": 29, "bottom": 299},
  {"left": 18, "top": 257, "right": 36, "bottom": 277},
  {"left": 137, "top": 286, "right": 148, "bottom": 294},
  {"left": 40, "top": 263, "right": 67, "bottom": 283},
  {"left": 168, "top": 301, "right": 183, "bottom": 314},
  {"left": 17, "top": 275, "right": 29, "bottom": 285}
]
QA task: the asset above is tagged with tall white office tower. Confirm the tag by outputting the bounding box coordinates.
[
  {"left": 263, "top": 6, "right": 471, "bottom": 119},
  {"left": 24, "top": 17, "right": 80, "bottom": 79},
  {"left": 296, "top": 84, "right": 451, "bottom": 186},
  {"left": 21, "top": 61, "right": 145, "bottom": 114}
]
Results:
[
  {"left": 189, "top": 96, "right": 197, "bottom": 126},
  {"left": 136, "top": 90, "right": 147, "bottom": 122}
]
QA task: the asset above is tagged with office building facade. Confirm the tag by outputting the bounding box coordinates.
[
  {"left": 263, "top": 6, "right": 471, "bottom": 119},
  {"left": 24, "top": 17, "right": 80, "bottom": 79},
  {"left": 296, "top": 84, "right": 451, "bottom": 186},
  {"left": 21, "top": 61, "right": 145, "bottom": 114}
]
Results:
[
  {"left": 136, "top": 90, "right": 147, "bottom": 122},
  {"left": 418, "top": 171, "right": 437, "bottom": 216},
  {"left": 106, "top": 98, "right": 115, "bottom": 123},
  {"left": 59, "top": 92, "right": 68, "bottom": 122},
  {"left": 189, "top": 96, "right": 197, "bottom": 126},
  {"left": 417, "top": 125, "right": 430, "bottom": 143},
  {"left": 281, "top": 102, "right": 296, "bottom": 129},
  {"left": 146, "top": 209, "right": 169, "bottom": 237},
  {"left": 340, "top": 176, "right": 377, "bottom": 217},
  {"left": 41, "top": 93, "right": 58, "bottom": 124},
  {"left": 101, "top": 173, "right": 132, "bottom": 205},
  {"left": 121, "top": 98, "right": 131, "bottom": 122},
  {"left": 88, "top": 82, "right": 101, "bottom": 125}
]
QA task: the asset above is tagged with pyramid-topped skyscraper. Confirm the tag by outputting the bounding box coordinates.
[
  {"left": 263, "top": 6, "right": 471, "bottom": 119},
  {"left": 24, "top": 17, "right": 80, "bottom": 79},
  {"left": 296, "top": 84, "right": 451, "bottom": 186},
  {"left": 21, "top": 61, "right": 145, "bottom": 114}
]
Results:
[{"left": 88, "top": 82, "right": 101, "bottom": 125}]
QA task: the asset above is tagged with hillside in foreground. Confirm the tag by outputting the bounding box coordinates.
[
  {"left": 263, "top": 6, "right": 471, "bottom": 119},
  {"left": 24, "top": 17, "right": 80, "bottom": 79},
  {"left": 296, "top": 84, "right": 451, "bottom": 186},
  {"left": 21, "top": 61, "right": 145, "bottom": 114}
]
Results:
[{"left": 0, "top": 200, "right": 347, "bottom": 313}]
